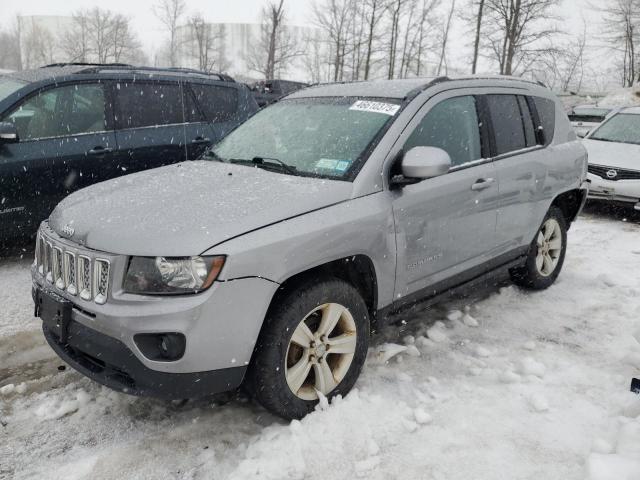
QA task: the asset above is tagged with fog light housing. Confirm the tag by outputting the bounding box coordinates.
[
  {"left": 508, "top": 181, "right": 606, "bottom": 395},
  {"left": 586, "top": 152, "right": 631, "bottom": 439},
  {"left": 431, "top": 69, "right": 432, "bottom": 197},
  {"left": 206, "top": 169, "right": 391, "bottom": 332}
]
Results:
[{"left": 134, "top": 333, "right": 186, "bottom": 361}]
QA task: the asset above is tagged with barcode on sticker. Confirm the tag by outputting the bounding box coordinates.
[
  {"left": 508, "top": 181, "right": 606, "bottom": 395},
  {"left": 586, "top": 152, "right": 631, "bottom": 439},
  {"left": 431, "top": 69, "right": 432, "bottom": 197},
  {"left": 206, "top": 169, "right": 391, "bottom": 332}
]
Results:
[{"left": 349, "top": 100, "right": 400, "bottom": 116}]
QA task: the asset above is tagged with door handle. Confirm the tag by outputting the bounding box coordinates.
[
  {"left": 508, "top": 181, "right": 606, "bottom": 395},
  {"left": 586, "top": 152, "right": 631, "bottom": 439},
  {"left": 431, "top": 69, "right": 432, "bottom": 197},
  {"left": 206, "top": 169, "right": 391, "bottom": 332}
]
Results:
[
  {"left": 471, "top": 178, "right": 495, "bottom": 191},
  {"left": 87, "top": 146, "right": 113, "bottom": 155},
  {"left": 191, "top": 137, "right": 211, "bottom": 145}
]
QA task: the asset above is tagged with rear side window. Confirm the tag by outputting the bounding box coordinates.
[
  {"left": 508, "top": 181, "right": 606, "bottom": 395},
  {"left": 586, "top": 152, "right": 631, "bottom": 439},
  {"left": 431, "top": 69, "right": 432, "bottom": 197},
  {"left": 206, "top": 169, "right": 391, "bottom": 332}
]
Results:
[
  {"left": 532, "top": 97, "right": 556, "bottom": 146},
  {"left": 486, "top": 94, "right": 526, "bottom": 155},
  {"left": 116, "top": 82, "right": 184, "bottom": 129},
  {"left": 404, "top": 95, "right": 482, "bottom": 167},
  {"left": 190, "top": 84, "right": 238, "bottom": 123}
]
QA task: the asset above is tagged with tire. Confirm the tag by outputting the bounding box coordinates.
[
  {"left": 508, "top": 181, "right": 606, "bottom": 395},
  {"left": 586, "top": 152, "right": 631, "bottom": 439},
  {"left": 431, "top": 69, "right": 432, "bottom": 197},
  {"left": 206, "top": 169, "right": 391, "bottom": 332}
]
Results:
[
  {"left": 511, "top": 206, "right": 568, "bottom": 290},
  {"left": 247, "top": 277, "right": 370, "bottom": 420}
]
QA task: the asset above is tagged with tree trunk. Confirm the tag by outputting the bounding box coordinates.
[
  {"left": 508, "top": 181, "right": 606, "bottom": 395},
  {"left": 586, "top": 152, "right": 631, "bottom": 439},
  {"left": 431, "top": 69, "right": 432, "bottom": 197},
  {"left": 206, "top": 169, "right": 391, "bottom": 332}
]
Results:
[
  {"left": 437, "top": 0, "right": 456, "bottom": 76},
  {"left": 471, "top": 0, "right": 485, "bottom": 74}
]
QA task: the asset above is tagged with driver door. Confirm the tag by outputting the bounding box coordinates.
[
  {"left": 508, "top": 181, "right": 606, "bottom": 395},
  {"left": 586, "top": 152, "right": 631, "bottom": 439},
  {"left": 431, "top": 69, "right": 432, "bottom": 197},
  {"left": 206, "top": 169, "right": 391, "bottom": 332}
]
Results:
[
  {"left": 0, "top": 82, "right": 116, "bottom": 237},
  {"left": 391, "top": 93, "right": 499, "bottom": 300}
]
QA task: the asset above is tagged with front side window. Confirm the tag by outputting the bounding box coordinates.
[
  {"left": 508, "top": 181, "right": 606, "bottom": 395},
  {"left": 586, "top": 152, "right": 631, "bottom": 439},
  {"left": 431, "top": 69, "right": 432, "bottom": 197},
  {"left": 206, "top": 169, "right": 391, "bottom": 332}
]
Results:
[
  {"left": 116, "top": 82, "right": 183, "bottom": 129},
  {"left": 3, "top": 83, "right": 105, "bottom": 141},
  {"left": 210, "top": 97, "right": 399, "bottom": 179},
  {"left": 487, "top": 94, "right": 526, "bottom": 155},
  {"left": 589, "top": 113, "right": 640, "bottom": 145},
  {"left": 404, "top": 95, "right": 482, "bottom": 167}
]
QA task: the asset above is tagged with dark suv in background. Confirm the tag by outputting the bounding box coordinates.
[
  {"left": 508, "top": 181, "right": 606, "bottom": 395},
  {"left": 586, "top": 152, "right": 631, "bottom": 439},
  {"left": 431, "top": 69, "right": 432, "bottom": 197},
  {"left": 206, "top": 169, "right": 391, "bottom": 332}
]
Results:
[
  {"left": 250, "top": 79, "right": 308, "bottom": 107},
  {"left": 0, "top": 64, "right": 258, "bottom": 243}
]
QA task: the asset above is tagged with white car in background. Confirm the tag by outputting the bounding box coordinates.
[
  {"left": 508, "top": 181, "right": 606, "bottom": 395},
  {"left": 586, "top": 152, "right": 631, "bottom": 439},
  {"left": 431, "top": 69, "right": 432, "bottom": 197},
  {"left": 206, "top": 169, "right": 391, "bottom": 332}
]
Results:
[
  {"left": 568, "top": 105, "right": 615, "bottom": 137},
  {"left": 583, "top": 107, "right": 640, "bottom": 211}
]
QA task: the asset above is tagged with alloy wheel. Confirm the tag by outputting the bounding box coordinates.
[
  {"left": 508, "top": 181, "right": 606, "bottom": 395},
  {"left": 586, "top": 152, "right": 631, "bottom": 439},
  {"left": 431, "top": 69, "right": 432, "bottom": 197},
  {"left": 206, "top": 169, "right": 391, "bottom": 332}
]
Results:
[
  {"left": 535, "top": 218, "right": 562, "bottom": 277},
  {"left": 285, "top": 303, "right": 357, "bottom": 401}
]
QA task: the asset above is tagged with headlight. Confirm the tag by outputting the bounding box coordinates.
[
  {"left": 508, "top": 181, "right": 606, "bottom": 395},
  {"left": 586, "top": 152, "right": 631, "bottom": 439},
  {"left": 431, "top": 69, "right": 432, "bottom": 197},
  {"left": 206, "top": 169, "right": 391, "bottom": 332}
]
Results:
[{"left": 124, "top": 256, "right": 225, "bottom": 295}]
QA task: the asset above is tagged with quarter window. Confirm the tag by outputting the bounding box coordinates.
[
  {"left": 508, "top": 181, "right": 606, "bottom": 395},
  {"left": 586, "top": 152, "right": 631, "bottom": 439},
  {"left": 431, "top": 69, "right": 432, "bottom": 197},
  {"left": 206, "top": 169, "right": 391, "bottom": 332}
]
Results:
[
  {"left": 404, "top": 95, "right": 482, "bottom": 167},
  {"left": 532, "top": 97, "right": 556, "bottom": 146},
  {"left": 486, "top": 94, "right": 526, "bottom": 155},
  {"left": 116, "top": 82, "right": 184, "bottom": 129},
  {"left": 4, "top": 84, "right": 106, "bottom": 140},
  {"left": 190, "top": 84, "right": 238, "bottom": 123}
]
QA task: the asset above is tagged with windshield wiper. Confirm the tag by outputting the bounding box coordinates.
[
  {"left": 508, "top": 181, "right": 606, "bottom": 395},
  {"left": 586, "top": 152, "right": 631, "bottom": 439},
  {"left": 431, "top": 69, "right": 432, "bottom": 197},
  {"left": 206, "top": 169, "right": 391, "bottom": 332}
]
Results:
[
  {"left": 228, "top": 156, "right": 298, "bottom": 175},
  {"left": 203, "top": 148, "right": 226, "bottom": 162}
]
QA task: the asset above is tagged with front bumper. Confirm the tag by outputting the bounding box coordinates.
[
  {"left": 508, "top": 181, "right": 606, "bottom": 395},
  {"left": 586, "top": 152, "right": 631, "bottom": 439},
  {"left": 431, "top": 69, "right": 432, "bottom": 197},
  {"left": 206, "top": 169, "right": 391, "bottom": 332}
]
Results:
[
  {"left": 587, "top": 173, "right": 640, "bottom": 206},
  {"left": 41, "top": 314, "right": 246, "bottom": 399}
]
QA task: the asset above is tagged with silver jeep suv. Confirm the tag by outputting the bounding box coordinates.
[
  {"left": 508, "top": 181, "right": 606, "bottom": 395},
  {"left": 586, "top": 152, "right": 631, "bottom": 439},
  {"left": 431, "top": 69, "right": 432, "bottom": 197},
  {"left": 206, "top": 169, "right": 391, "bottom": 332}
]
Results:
[{"left": 32, "top": 76, "right": 588, "bottom": 419}]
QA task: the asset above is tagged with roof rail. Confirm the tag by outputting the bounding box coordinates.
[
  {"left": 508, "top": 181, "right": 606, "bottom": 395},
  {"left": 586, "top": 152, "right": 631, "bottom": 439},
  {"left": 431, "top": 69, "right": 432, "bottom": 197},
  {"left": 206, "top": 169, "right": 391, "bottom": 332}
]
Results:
[
  {"left": 73, "top": 64, "right": 235, "bottom": 82},
  {"left": 41, "top": 62, "right": 132, "bottom": 69}
]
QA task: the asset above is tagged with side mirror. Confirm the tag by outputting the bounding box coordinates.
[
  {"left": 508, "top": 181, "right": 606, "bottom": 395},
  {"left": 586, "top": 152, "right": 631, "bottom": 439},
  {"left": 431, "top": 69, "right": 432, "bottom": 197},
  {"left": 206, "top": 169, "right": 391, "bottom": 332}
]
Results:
[
  {"left": 0, "top": 122, "right": 18, "bottom": 144},
  {"left": 401, "top": 146, "right": 451, "bottom": 180}
]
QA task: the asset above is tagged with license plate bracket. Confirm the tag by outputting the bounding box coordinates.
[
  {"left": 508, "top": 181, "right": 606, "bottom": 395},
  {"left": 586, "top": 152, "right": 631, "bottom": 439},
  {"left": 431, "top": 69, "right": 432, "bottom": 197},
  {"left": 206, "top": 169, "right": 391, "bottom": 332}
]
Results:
[{"left": 35, "top": 288, "right": 72, "bottom": 343}]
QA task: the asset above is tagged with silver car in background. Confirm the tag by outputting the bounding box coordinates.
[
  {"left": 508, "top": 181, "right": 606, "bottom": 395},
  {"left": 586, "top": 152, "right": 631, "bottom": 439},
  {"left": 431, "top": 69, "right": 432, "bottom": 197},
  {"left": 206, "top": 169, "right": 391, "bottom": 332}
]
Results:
[
  {"left": 32, "top": 76, "right": 588, "bottom": 420},
  {"left": 583, "top": 107, "right": 640, "bottom": 211}
]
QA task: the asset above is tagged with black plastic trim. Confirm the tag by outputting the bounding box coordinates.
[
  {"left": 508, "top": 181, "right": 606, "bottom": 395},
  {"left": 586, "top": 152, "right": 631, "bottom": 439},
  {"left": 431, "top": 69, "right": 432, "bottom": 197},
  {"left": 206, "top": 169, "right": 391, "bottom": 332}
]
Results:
[
  {"left": 41, "top": 315, "right": 246, "bottom": 399},
  {"left": 377, "top": 248, "right": 528, "bottom": 325}
]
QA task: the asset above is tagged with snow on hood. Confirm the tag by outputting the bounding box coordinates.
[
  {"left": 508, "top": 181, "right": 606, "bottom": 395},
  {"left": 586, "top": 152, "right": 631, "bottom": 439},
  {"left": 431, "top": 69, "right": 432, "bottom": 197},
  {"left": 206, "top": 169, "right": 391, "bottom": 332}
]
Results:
[
  {"left": 583, "top": 138, "right": 640, "bottom": 170},
  {"left": 49, "top": 161, "right": 353, "bottom": 256}
]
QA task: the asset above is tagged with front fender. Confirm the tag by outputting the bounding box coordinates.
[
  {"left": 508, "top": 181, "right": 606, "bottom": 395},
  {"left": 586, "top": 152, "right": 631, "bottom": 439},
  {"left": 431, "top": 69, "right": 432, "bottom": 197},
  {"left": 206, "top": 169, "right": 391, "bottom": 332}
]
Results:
[{"left": 202, "top": 193, "right": 397, "bottom": 310}]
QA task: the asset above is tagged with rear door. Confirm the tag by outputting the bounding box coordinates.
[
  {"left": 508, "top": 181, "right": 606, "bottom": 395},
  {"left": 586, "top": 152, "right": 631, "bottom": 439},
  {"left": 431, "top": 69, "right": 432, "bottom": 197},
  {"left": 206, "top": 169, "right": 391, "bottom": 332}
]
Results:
[
  {"left": 0, "top": 82, "right": 116, "bottom": 235},
  {"left": 487, "top": 94, "right": 549, "bottom": 255},
  {"left": 391, "top": 92, "right": 499, "bottom": 299},
  {"left": 112, "top": 80, "right": 189, "bottom": 176}
]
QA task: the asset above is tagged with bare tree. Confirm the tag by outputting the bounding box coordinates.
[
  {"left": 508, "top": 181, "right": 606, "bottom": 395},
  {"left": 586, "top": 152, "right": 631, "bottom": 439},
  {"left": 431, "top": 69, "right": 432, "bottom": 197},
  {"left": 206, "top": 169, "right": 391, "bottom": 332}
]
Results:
[
  {"left": 436, "top": 0, "right": 456, "bottom": 75},
  {"left": 110, "top": 14, "right": 141, "bottom": 63},
  {"left": 471, "top": 0, "right": 485, "bottom": 73},
  {"left": 247, "top": 0, "right": 300, "bottom": 79},
  {"left": 186, "top": 14, "right": 226, "bottom": 72},
  {"left": 313, "top": 0, "right": 355, "bottom": 81},
  {"left": 154, "top": 0, "right": 186, "bottom": 67},
  {"left": 18, "top": 17, "right": 55, "bottom": 69},
  {"left": 483, "top": 0, "right": 558, "bottom": 76},
  {"left": 60, "top": 11, "right": 91, "bottom": 63},
  {"left": 596, "top": 0, "right": 640, "bottom": 87},
  {"left": 0, "top": 20, "right": 22, "bottom": 70},
  {"left": 362, "top": 0, "right": 386, "bottom": 79}
]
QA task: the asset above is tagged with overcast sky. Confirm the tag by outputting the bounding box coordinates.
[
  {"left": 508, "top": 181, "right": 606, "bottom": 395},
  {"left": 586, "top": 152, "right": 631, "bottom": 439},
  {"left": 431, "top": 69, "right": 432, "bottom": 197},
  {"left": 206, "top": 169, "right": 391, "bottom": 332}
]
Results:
[{"left": 0, "top": 0, "right": 610, "bottom": 82}]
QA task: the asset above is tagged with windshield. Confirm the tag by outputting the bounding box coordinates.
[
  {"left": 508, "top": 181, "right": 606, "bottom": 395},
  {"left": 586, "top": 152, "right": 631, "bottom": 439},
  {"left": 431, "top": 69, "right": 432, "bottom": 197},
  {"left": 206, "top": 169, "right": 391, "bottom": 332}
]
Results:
[
  {"left": 210, "top": 97, "right": 400, "bottom": 179},
  {"left": 0, "top": 77, "right": 26, "bottom": 103},
  {"left": 589, "top": 113, "right": 640, "bottom": 145}
]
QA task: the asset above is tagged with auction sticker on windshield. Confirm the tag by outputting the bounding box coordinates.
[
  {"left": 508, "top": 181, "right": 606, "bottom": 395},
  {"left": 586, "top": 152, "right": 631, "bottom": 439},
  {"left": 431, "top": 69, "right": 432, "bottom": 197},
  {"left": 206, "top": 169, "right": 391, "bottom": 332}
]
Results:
[{"left": 349, "top": 100, "right": 400, "bottom": 116}]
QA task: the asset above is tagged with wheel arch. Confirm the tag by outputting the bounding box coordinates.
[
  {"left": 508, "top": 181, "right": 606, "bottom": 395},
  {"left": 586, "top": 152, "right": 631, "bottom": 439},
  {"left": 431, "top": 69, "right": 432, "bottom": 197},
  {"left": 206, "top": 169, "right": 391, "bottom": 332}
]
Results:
[
  {"left": 550, "top": 188, "right": 587, "bottom": 227},
  {"left": 268, "top": 255, "right": 379, "bottom": 325}
]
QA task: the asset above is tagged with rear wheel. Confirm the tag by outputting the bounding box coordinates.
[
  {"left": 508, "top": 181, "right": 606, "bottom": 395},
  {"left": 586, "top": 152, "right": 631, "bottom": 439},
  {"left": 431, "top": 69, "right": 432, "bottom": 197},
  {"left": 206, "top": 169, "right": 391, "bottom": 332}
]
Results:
[
  {"left": 511, "top": 206, "right": 567, "bottom": 290},
  {"left": 247, "top": 278, "right": 369, "bottom": 419}
]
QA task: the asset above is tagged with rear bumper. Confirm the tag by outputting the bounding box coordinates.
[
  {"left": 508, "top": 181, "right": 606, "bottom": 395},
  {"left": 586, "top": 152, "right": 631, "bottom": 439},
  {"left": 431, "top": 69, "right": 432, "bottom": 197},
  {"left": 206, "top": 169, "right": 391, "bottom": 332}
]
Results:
[{"left": 42, "top": 317, "right": 247, "bottom": 399}]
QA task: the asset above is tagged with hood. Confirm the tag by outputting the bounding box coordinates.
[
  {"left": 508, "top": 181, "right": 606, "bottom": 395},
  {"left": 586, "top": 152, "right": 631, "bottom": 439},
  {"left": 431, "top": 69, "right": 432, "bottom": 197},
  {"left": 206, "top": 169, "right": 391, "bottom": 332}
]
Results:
[
  {"left": 49, "top": 161, "right": 353, "bottom": 256},
  {"left": 583, "top": 139, "right": 640, "bottom": 170}
]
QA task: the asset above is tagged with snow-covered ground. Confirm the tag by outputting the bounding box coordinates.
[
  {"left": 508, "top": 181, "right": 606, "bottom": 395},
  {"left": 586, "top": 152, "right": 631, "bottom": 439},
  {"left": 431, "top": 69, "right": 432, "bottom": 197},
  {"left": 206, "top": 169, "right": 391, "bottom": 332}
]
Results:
[{"left": 1, "top": 206, "right": 639, "bottom": 480}]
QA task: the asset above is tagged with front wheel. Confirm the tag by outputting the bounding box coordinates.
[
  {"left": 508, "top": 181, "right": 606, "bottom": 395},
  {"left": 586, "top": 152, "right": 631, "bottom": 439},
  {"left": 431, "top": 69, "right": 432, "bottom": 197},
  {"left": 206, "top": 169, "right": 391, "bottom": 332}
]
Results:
[
  {"left": 247, "top": 278, "right": 370, "bottom": 420},
  {"left": 511, "top": 206, "right": 567, "bottom": 290}
]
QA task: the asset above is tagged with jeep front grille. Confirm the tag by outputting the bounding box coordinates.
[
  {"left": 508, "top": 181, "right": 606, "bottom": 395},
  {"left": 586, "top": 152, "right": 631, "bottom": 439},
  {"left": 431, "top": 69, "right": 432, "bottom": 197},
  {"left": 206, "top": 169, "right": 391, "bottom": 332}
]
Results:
[
  {"left": 94, "top": 260, "right": 110, "bottom": 305},
  {"left": 35, "top": 229, "right": 111, "bottom": 305},
  {"left": 78, "top": 255, "right": 92, "bottom": 301}
]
